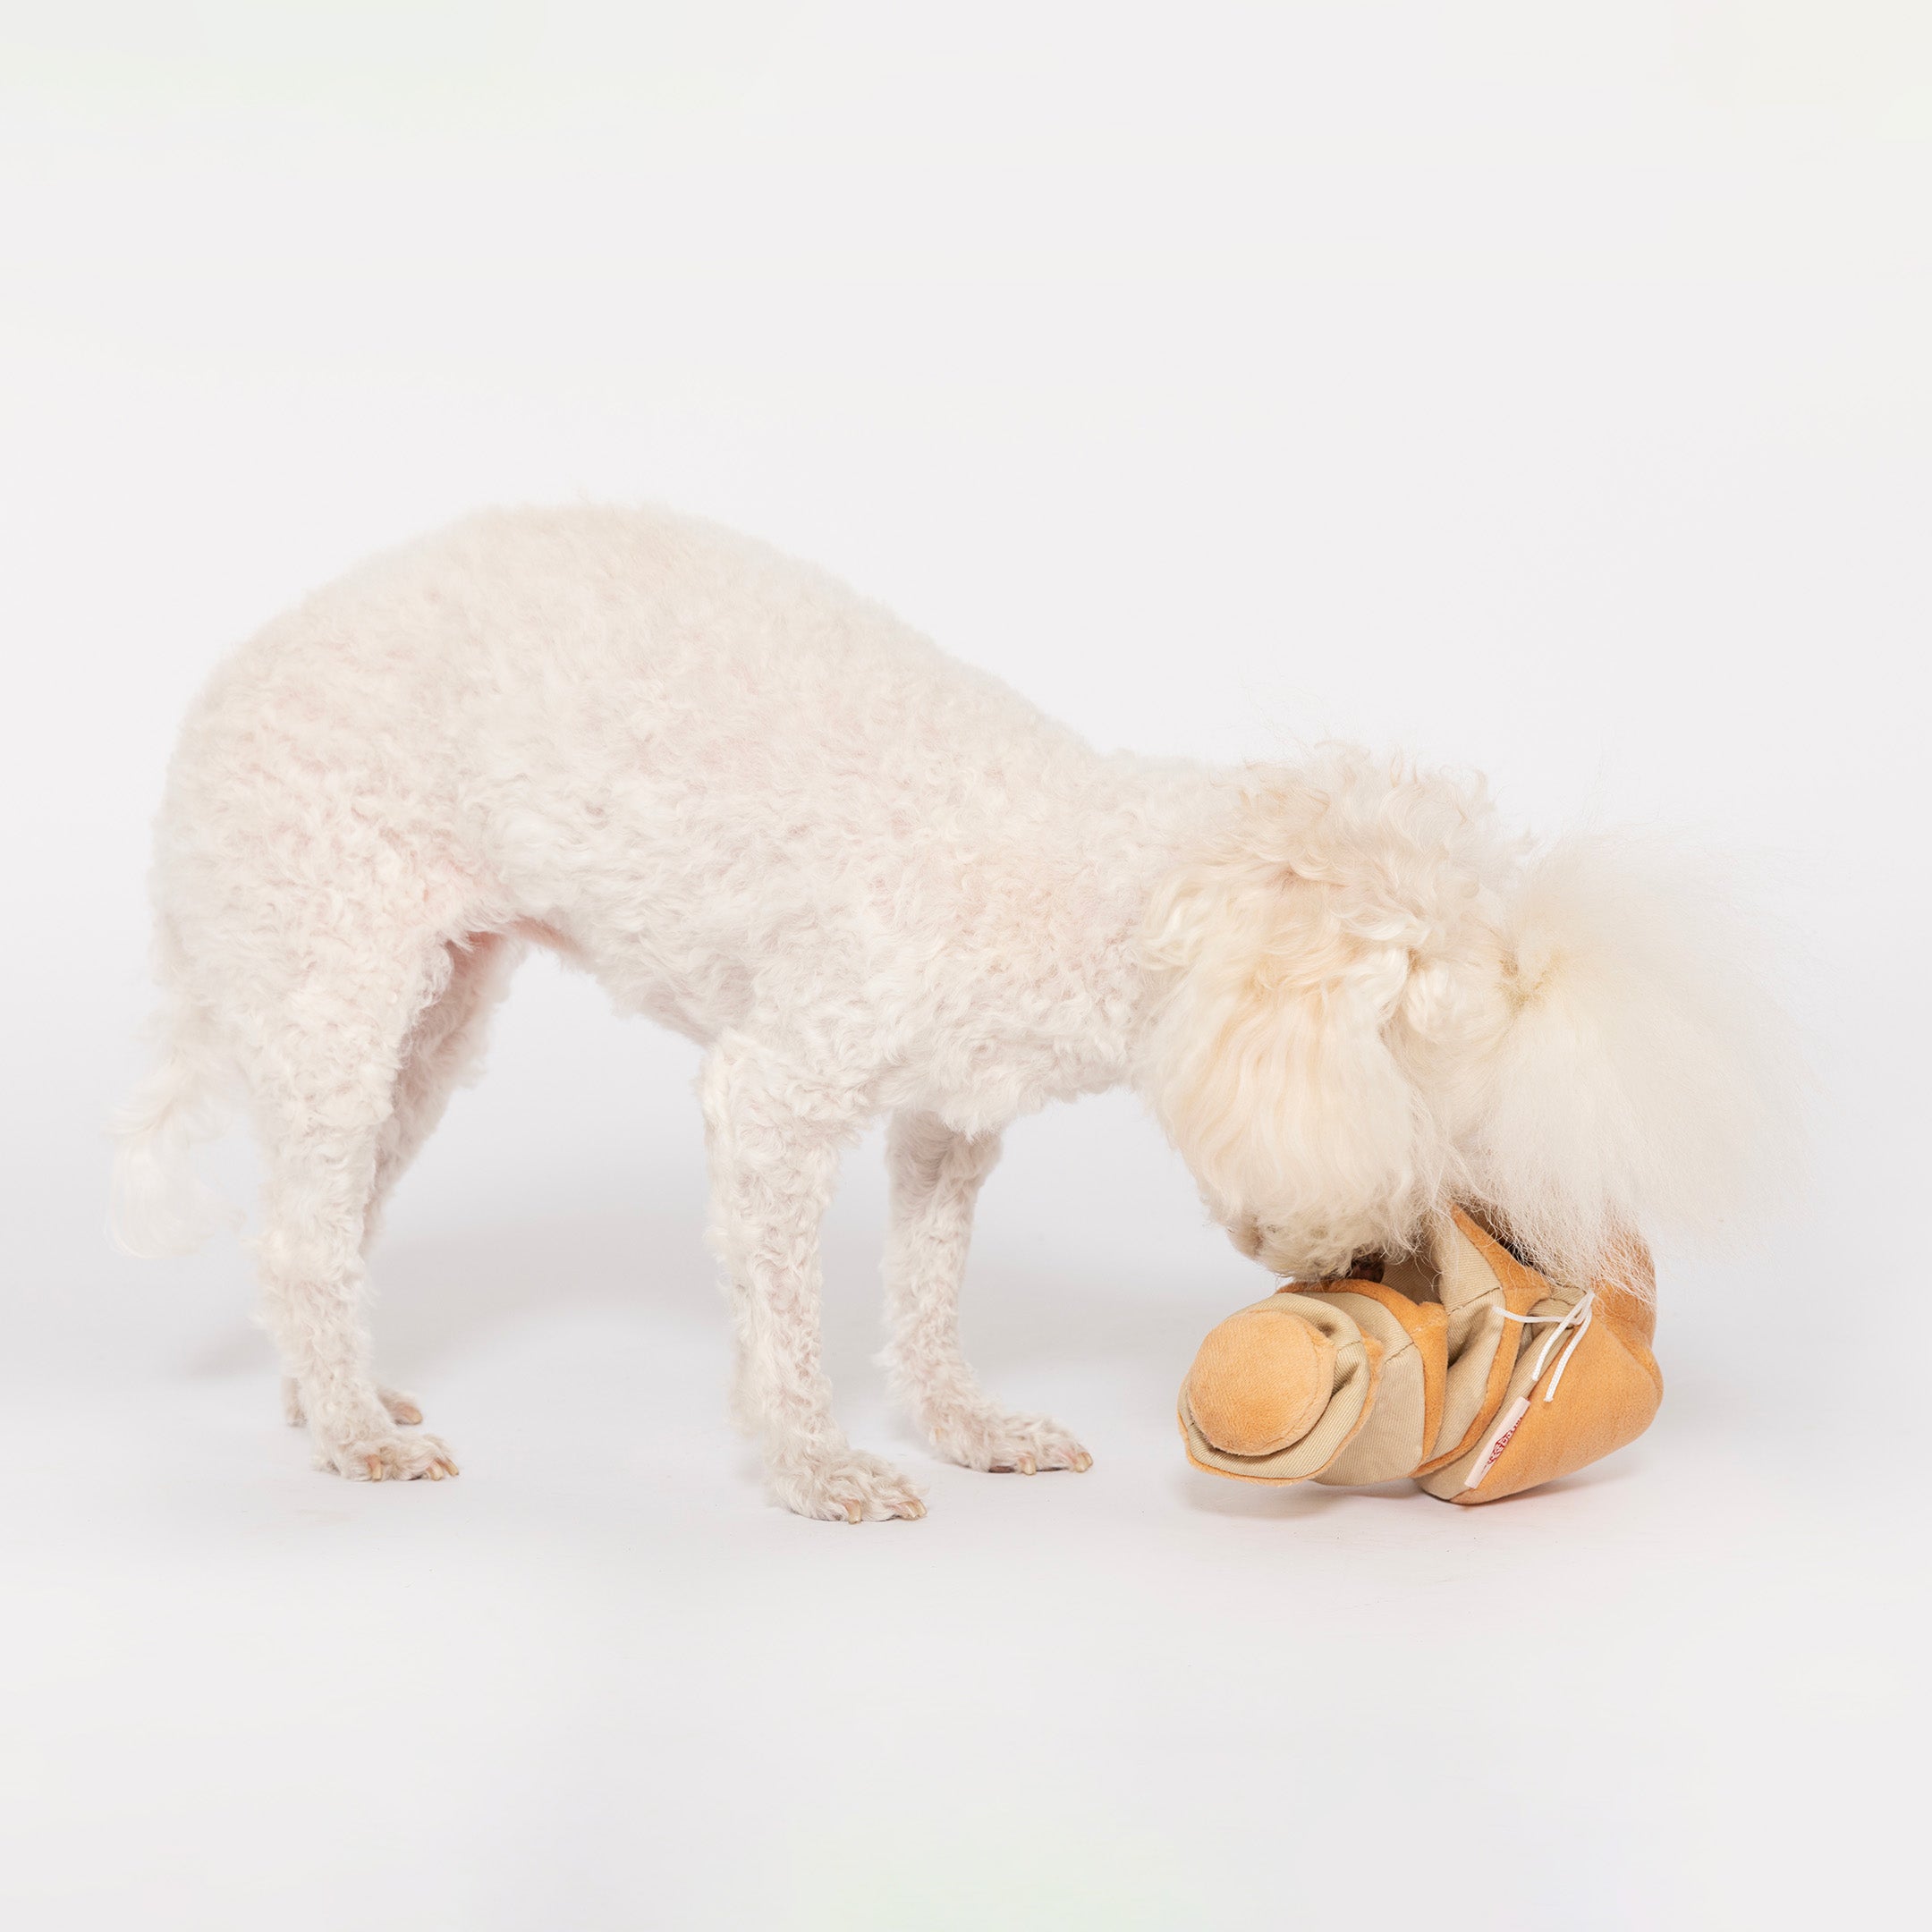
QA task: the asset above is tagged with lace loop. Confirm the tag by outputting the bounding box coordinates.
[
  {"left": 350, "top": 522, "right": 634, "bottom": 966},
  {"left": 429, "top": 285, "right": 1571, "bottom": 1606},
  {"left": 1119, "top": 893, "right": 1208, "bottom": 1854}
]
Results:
[{"left": 1501, "top": 1290, "right": 1596, "bottom": 1403}]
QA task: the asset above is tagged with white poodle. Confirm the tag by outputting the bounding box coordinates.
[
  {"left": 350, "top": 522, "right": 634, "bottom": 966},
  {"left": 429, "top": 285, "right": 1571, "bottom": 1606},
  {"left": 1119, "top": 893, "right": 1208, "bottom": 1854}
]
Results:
[{"left": 114, "top": 507, "right": 1784, "bottom": 1520}]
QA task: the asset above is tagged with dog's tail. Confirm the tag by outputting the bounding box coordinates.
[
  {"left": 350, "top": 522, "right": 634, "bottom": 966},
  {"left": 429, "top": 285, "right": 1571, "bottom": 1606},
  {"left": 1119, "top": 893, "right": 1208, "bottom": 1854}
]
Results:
[
  {"left": 1466, "top": 830, "right": 1804, "bottom": 1291},
  {"left": 110, "top": 955, "right": 239, "bottom": 1259}
]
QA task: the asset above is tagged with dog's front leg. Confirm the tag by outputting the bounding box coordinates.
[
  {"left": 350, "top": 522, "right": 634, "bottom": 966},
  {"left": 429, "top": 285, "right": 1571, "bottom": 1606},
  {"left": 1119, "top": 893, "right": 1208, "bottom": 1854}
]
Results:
[
  {"left": 700, "top": 1042, "right": 925, "bottom": 1522},
  {"left": 882, "top": 1111, "right": 1092, "bottom": 1476}
]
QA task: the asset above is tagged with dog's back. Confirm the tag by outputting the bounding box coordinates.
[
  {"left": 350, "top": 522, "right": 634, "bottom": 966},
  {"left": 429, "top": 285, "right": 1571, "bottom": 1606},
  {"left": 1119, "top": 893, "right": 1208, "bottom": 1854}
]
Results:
[{"left": 118, "top": 505, "right": 1192, "bottom": 1255}]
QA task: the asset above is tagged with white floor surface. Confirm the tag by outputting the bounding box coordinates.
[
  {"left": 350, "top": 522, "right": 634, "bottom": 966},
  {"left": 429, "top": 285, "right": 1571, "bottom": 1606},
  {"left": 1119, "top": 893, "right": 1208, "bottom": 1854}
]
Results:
[{"left": 4, "top": 979, "right": 1916, "bottom": 1930}]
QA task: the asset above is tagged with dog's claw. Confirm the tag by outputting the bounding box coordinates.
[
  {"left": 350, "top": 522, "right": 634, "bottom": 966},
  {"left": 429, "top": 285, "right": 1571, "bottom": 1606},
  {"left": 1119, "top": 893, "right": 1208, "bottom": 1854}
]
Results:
[
  {"left": 775, "top": 1450, "right": 925, "bottom": 1522},
  {"left": 316, "top": 1429, "right": 461, "bottom": 1484},
  {"left": 1070, "top": 1449, "right": 1094, "bottom": 1472},
  {"left": 926, "top": 1408, "right": 1090, "bottom": 1478}
]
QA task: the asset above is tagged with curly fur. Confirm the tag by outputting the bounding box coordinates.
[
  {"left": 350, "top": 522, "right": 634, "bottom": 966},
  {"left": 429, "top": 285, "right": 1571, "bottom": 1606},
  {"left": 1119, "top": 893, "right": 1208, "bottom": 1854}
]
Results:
[
  {"left": 1140, "top": 754, "right": 1792, "bottom": 1288},
  {"left": 113, "top": 506, "right": 1789, "bottom": 1518}
]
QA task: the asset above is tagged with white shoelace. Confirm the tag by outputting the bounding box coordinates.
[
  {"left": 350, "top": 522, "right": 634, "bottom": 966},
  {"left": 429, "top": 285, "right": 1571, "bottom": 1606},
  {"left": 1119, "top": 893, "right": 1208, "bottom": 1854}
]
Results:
[
  {"left": 1462, "top": 1290, "right": 1596, "bottom": 1491},
  {"left": 1503, "top": 1289, "right": 1597, "bottom": 1403}
]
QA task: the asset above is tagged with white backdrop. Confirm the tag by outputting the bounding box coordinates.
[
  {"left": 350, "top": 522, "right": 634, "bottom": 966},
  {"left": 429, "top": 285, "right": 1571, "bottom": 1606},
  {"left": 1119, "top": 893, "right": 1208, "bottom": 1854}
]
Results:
[{"left": 2, "top": 6, "right": 1925, "bottom": 1928}]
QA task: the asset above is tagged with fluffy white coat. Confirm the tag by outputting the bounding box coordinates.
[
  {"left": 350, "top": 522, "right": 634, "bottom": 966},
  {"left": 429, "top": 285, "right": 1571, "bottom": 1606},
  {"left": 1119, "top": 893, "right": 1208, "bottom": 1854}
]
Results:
[{"left": 114, "top": 507, "right": 1784, "bottom": 1519}]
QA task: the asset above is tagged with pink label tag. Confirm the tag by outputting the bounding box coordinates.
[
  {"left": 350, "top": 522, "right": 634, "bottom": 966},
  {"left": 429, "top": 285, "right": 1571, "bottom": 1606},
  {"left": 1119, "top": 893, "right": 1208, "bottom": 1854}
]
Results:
[{"left": 1464, "top": 1395, "right": 1530, "bottom": 1490}]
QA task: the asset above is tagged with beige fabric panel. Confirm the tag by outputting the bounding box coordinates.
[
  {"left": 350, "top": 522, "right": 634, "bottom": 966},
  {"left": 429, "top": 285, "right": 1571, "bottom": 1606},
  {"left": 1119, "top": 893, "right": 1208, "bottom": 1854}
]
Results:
[
  {"left": 1437, "top": 1210, "right": 1506, "bottom": 1331},
  {"left": 1311, "top": 1290, "right": 1428, "bottom": 1486},
  {"left": 1426, "top": 1215, "right": 1510, "bottom": 1462},
  {"left": 1178, "top": 1294, "right": 1381, "bottom": 1484}
]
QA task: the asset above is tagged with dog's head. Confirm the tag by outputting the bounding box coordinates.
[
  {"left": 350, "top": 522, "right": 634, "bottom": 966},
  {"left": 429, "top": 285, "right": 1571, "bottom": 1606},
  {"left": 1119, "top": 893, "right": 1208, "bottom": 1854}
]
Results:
[{"left": 1140, "top": 749, "right": 1792, "bottom": 1288}]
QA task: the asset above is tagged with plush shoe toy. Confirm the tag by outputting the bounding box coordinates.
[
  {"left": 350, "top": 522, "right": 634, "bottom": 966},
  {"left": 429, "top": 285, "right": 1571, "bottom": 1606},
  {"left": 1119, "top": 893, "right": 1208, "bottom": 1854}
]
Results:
[{"left": 1178, "top": 1209, "right": 1662, "bottom": 1504}]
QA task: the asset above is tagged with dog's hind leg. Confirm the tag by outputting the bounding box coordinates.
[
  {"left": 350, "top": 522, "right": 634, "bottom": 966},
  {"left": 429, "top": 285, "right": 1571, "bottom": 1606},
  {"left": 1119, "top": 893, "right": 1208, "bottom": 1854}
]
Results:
[
  {"left": 882, "top": 1111, "right": 1091, "bottom": 1476},
  {"left": 700, "top": 1040, "right": 924, "bottom": 1522},
  {"left": 242, "top": 934, "right": 475, "bottom": 1482},
  {"left": 366, "top": 929, "right": 523, "bottom": 1245},
  {"left": 279, "top": 928, "right": 523, "bottom": 1439}
]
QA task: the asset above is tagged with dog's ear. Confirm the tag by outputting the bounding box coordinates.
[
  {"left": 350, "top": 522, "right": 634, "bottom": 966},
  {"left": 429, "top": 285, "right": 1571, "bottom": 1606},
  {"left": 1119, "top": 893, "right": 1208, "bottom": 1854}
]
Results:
[
  {"left": 1462, "top": 835, "right": 1800, "bottom": 1287},
  {"left": 1142, "top": 854, "right": 1439, "bottom": 1279}
]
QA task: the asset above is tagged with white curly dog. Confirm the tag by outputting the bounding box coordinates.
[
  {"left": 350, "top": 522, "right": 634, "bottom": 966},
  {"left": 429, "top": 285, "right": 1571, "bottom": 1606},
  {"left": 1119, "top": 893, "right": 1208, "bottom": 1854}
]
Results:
[{"left": 114, "top": 507, "right": 1779, "bottom": 1520}]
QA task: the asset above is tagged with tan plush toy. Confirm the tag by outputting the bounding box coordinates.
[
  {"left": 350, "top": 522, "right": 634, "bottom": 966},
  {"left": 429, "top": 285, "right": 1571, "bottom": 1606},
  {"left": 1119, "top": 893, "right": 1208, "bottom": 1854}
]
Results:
[{"left": 1179, "top": 1209, "right": 1662, "bottom": 1504}]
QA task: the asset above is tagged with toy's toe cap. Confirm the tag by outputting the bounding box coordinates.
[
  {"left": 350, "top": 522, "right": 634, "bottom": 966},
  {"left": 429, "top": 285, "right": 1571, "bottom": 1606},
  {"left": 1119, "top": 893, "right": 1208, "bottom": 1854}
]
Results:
[{"left": 1184, "top": 1304, "right": 1337, "bottom": 1457}]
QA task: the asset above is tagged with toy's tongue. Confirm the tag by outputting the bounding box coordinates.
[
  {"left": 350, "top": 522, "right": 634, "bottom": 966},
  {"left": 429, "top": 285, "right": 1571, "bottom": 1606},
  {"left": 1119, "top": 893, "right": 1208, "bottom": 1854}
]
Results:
[
  {"left": 1183, "top": 1301, "right": 1335, "bottom": 1457},
  {"left": 1177, "top": 1291, "right": 1378, "bottom": 1482}
]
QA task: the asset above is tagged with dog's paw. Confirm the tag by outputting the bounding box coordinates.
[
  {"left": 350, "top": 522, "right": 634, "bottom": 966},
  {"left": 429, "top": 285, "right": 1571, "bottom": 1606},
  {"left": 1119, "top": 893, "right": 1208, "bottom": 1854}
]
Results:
[
  {"left": 284, "top": 1377, "right": 423, "bottom": 1428},
  {"left": 770, "top": 1448, "right": 926, "bottom": 1523},
  {"left": 927, "top": 1406, "right": 1092, "bottom": 1476},
  {"left": 312, "top": 1429, "right": 460, "bottom": 1483}
]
